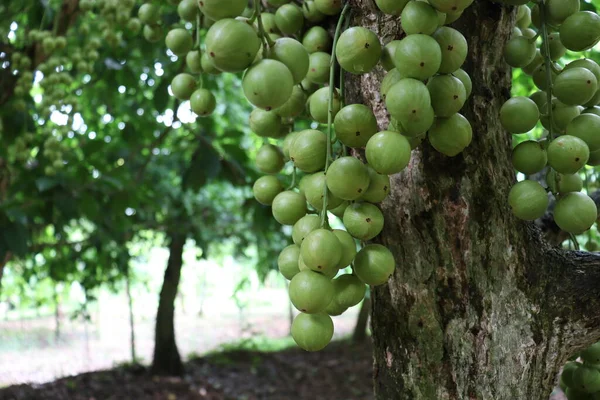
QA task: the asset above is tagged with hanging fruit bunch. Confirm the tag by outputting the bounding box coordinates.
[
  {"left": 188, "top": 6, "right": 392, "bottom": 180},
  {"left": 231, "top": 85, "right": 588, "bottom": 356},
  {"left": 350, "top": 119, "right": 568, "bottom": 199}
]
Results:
[
  {"left": 498, "top": 0, "right": 600, "bottom": 236},
  {"left": 559, "top": 341, "right": 600, "bottom": 399}
]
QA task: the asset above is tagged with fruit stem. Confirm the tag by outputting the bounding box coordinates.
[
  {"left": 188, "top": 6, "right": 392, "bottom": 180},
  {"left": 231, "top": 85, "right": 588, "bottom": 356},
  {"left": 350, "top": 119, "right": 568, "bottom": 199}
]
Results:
[
  {"left": 52, "top": 0, "right": 63, "bottom": 36},
  {"left": 254, "top": 0, "right": 275, "bottom": 54},
  {"left": 196, "top": 13, "right": 201, "bottom": 49},
  {"left": 320, "top": 2, "right": 351, "bottom": 228},
  {"left": 569, "top": 233, "right": 580, "bottom": 250},
  {"left": 287, "top": 167, "right": 297, "bottom": 190},
  {"left": 538, "top": 0, "right": 554, "bottom": 142}
]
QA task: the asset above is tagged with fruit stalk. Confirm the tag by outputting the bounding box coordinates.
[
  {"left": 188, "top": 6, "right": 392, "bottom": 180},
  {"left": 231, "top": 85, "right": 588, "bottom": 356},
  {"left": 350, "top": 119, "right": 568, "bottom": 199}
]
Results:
[
  {"left": 254, "top": 0, "right": 275, "bottom": 54},
  {"left": 538, "top": 0, "right": 555, "bottom": 142},
  {"left": 196, "top": 13, "right": 201, "bottom": 49},
  {"left": 321, "top": 2, "right": 351, "bottom": 228}
]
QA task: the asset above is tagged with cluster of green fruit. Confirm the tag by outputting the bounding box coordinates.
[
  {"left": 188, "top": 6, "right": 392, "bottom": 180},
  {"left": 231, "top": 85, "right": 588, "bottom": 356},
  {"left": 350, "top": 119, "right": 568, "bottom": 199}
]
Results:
[
  {"left": 497, "top": 0, "right": 600, "bottom": 236},
  {"left": 559, "top": 342, "right": 600, "bottom": 400}
]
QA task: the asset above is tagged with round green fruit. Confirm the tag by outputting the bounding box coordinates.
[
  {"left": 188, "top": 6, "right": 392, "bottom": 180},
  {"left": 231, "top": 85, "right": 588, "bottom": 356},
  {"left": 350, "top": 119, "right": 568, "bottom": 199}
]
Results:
[
  {"left": 452, "top": 68, "right": 472, "bottom": 98},
  {"left": 177, "top": 0, "right": 199, "bottom": 21},
  {"left": 330, "top": 201, "right": 349, "bottom": 219},
  {"left": 309, "top": 87, "right": 341, "bottom": 124},
  {"left": 253, "top": 175, "right": 283, "bottom": 205},
  {"left": 301, "top": 229, "right": 342, "bottom": 274},
  {"left": 500, "top": 97, "right": 539, "bottom": 134},
  {"left": 361, "top": 166, "right": 391, "bottom": 203},
  {"left": 314, "top": 0, "right": 342, "bottom": 15},
  {"left": 278, "top": 244, "right": 301, "bottom": 280},
  {"left": 564, "top": 387, "right": 595, "bottom": 400},
  {"left": 291, "top": 312, "right": 334, "bottom": 351},
  {"left": 566, "top": 114, "right": 600, "bottom": 152},
  {"left": 428, "top": 0, "right": 473, "bottom": 13},
  {"left": 334, "top": 104, "right": 378, "bottom": 148},
  {"left": 380, "top": 68, "right": 404, "bottom": 100},
  {"left": 335, "top": 26, "right": 381, "bottom": 75},
  {"left": 401, "top": 1, "right": 439, "bottom": 36},
  {"left": 343, "top": 202, "right": 385, "bottom": 241},
  {"left": 385, "top": 78, "right": 435, "bottom": 136},
  {"left": 272, "top": 190, "right": 307, "bottom": 225},
  {"left": 353, "top": 244, "right": 395, "bottom": 286},
  {"left": 274, "top": 85, "right": 307, "bottom": 118},
  {"left": 332, "top": 229, "right": 357, "bottom": 269},
  {"left": 561, "top": 362, "right": 581, "bottom": 389},
  {"left": 171, "top": 73, "right": 197, "bottom": 100},
  {"left": 325, "top": 299, "right": 347, "bottom": 316},
  {"left": 165, "top": 28, "right": 193, "bottom": 56},
  {"left": 573, "top": 366, "right": 600, "bottom": 393},
  {"left": 186, "top": 50, "right": 202, "bottom": 73},
  {"left": 432, "top": 26, "right": 468, "bottom": 74},
  {"left": 503, "top": 36, "right": 536, "bottom": 68},
  {"left": 547, "top": 135, "right": 590, "bottom": 174},
  {"left": 243, "top": 59, "right": 294, "bottom": 110},
  {"left": 289, "top": 270, "right": 334, "bottom": 313},
  {"left": 427, "top": 74, "right": 467, "bottom": 117},
  {"left": 138, "top": 3, "right": 159, "bottom": 24},
  {"left": 143, "top": 25, "right": 163, "bottom": 43},
  {"left": 547, "top": 170, "right": 583, "bottom": 194},
  {"left": 302, "top": 26, "right": 332, "bottom": 54},
  {"left": 302, "top": 172, "right": 343, "bottom": 210},
  {"left": 326, "top": 157, "right": 371, "bottom": 201},
  {"left": 554, "top": 192, "right": 598, "bottom": 234},
  {"left": 546, "top": 100, "right": 581, "bottom": 132},
  {"left": 275, "top": 4, "right": 304, "bottom": 35},
  {"left": 198, "top": 0, "right": 245, "bottom": 20},
  {"left": 249, "top": 108, "right": 283, "bottom": 138},
  {"left": 581, "top": 342, "right": 600, "bottom": 366},
  {"left": 256, "top": 144, "right": 285, "bottom": 174},
  {"left": 393, "top": 34, "right": 442, "bottom": 80},
  {"left": 282, "top": 131, "right": 301, "bottom": 160},
  {"left": 554, "top": 67, "right": 598, "bottom": 106},
  {"left": 306, "top": 51, "right": 331, "bottom": 84},
  {"left": 289, "top": 129, "right": 327, "bottom": 173},
  {"left": 332, "top": 274, "right": 366, "bottom": 308},
  {"left": 508, "top": 180, "right": 549, "bottom": 221},
  {"left": 428, "top": 113, "right": 472, "bottom": 157},
  {"left": 205, "top": 19, "right": 260, "bottom": 73},
  {"left": 269, "top": 38, "right": 309, "bottom": 84},
  {"left": 565, "top": 59, "right": 600, "bottom": 84},
  {"left": 547, "top": 0, "right": 580, "bottom": 25},
  {"left": 366, "top": 131, "right": 412, "bottom": 174},
  {"left": 559, "top": 11, "right": 600, "bottom": 52},
  {"left": 511, "top": 141, "right": 547, "bottom": 175},
  {"left": 375, "top": 0, "right": 410, "bottom": 15},
  {"left": 380, "top": 41, "right": 402, "bottom": 71},
  {"left": 292, "top": 214, "right": 322, "bottom": 245},
  {"left": 190, "top": 88, "right": 216, "bottom": 116},
  {"left": 201, "top": 52, "right": 221, "bottom": 75},
  {"left": 303, "top": 1, "right": 326, "bottom": 22}
]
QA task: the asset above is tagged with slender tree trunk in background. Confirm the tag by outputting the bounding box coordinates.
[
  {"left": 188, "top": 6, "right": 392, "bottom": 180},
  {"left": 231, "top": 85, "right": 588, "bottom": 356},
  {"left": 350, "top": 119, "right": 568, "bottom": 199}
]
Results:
[
  {"left": 0, "top": 252, "right": 11, "bottom": 298},
  {"left": 347, "top": 2, "right": 600, "bottom": 399},
  {"left": 352, "top": 297, "right": 370, "bottom": 343},
  {"left": 125, "top": 267, "right": 137, "bottom": 363},
  {"left": 151, "top": 232, "right": 186, "bottom": 376},
  {"left": 53, "top": 284, "right": 61, "bottom": 342}
]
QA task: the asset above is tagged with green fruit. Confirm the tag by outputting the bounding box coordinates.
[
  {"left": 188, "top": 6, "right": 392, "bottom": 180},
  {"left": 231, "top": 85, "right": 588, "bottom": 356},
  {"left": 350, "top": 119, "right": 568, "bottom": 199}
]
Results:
[
  {"left": 554, "top": 192, "right": 598, "bottom": 234},
  {"left": 332, "top": 229, "right": 357, "bottom": 269},
  {"left": 587, "top": 106, "right": 600, "bottom": 116},
  {"left": 243, "top": 59, "right": 294, "bottom": 110},
  {"left": 189, "top": 87, "right": 217, "bottom": 117},
  {"left": 301, "top": 229, "right": 342, "bottom": 273},
  {"left": 302, "top": 26, "right": 332, "bottom": 54},
  {"left": 582, "top": 343, "right": 600, "bottom": 366},
  {"left": 538, "top": 32, "right": 566, "bottom": 62},
  {"left": 381, "top": 68, "right": 404, "bottom": 100},
  {"left": 177, "top": 0, "right": 199, "bottom": 21},
  {"left": 325, "top": 299, "right": 347, "bottom": 316},
  {"left": 334, "top": 104, "right": 378, "bottom": 148},
  {"left": 428, "top": 113, "right": 472, "bottom": 157},
  {"left": 511, "top": 141, "right": 547, "bottom": 175},
  {"left": 503, "top": 36, "right": 536, "bottom": 68},
  {"left": 380, "top": 41, "right": 402, "bottom": 71},
  {"left": 401, "top": 1, "right": 439, "bottom": 36},
  {"left": 516, "top": 5, "right": 531, "bottom": 28},
  {"left": 375, "top": 0, "right": 410, "bottom": 15},
  {"left": 282, "top": 131, "right": 301, "bottom": 160},
  {"left": 529, "top": 91, "right": 548, "bottom": 111},
  {"left": 275, "top": 4, "right": 304, "bottom": 34},
  {"left": 521, "top": 28, "right": 537, "bottom": 39},
  {"left": 258, "top": 12, "right": 278, "bottom": 34},
  {"left": 289, "top": 129, "right": 327, "bottom": 173},
  {"left": 269, "top": 38, "right": 309, "bottom": 84},
  {"left": 138, "top": 3, "right": 159, "bottom": 24},
  {"left": 292, "top": 214, "right": 322, "bottom": 245},
  {"left": 272, "top": 190, "right": 307, "bottom": 225},
  {"left": 306, "top": 51, "right": 331, "bottom": 84},
  {"left": 588, "top": 147, "right": 600, "bottom": 165},
  {"left": 560, "top": 11, "right": 600, "bottom": 52},
  {"left": 332, "top": 274, "right": 366, "bottom": 308},
  {"left": 585, "top": 241, "right": 599, "bottom": 252},
  {"left": 291, "top": 312, "right": 334, "bottom": 351},
  {"left": 547, "top": 0, "right": 579, "bottom": 25},
  {"left": 385, "top": 78, "right": 435, "bottom": 136},
  {"left": 302, "top": 172, "right": 343, "bottom": 210},
  {"left": 326, "top": 157, "right": 371, "bottom": 201},
  {"left": 298, "top": 254, "right": 309, "bottom": 271},
  {"left": 566, "top": 114, "right": 600, "bottom": 152},
  {"left": 544, "top": 100, "right": 581, "bottom": 132},
  {"left": 302, "top": 1, "right": 326, "bottom": 22},
  {"left": 171, "top": 73, "right": 197, "bottom": 100},
  {"left": 547, "top": 135, "right": 590, "bottom": 174},
  {"left": 361, "top": 166, "right": 391, "bottom": 203},
  {"left": 547, "top": 170, "right": 583, "bottom": 194},
  {"left": 565, "top": 59, "right": 600, "bottom": 84},
  {"left": 314, "top": 0, "right": 342, "bottom": 15},
  {"left": 565, "top": 388, "right": 595, "bottom": 400},
  {"left": 366, "top": 131, "right": 412, "bottom": 174},
  {"left": 427, "top": 74, "right": 466, "bottom": 117},
  {"left": 165, "top": 28, "right": 193, "bottom": 56},
  {"left": 427, "top": 0, "right": 473, "bottom": 13},
  {"left": 278, "top": 244, "right": 301, "bottom": 280},
  {"left": 573, "top": 366, "right": 600, "bottom": 393},
  {"left": 500, "top": 97, "right": 539, "bottom": 133},
  {"left": 532, "top": 62, "right": 558, "bottom": 91},
  {"left": 562, "top": 362, "right": 581, "bottom": 389},
  {"left": 309, "top": 87, "right": 341, "bottom": 124},
  {"left": 432, "top": 26, "right": 468, "bottom": 74},
  {"left": 452, "top": 68, "right": 472, "bottom": 98},
  {"left": 393, "top": 34, "right": 442, "bottom": 80},
  {"left": 289, "top": 270, "right": 334, "bottom": 313},
  {"left": 197, "top": 0, "right": 245, "bottom": 20},
  {"left": 330, "top": 201, "right": 349, "bottom": 218},
  {"left": 343, "top": 202, "right": 385, "bottom": 241},
  {"left": 335, "top": 27, "right": 382, "bottom": 74},
  {"left": 200, "top": 52, "right": 221, "bottom": 75},
  {"left": 353, "top": 244, "right": 395, "bottom": 286},
  {"left": 253, "top": 175, "right": 283, "bottom": 205},
  {"left": 256, "top": 144, "right": 285, "bottom": 174},
  {"left": 249, "top": 108, "right": 283, "bottom": 138},
  {"left": 143, "top": 24, "right": 163, "bottom": 43},
  {"left": 554, "top": 68, "right": 598, "bottom": 106},
  {"left": 508, "top": 180, "right": 549, "bottom": 221},
  {"left": 186, "top": 50, "right": 202, "bottom": 73},
  {"left": 205, "top": 19, "right": 260, "bottom": 73}
]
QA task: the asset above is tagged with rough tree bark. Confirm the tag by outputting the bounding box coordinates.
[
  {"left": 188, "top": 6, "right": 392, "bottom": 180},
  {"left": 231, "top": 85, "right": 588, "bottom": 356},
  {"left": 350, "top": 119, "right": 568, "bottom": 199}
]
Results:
[
  {"left": 345, "top": 1, "right": 600, "bottom": 399},
  {"left": 151, "top": 232, "right": 186, "bottom": 376}
]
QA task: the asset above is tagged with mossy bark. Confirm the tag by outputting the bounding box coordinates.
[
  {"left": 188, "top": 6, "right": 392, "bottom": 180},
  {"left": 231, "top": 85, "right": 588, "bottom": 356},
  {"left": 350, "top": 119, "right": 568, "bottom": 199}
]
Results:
[{"left": 345, "top": 1, "right": 600, "bottom": 399}]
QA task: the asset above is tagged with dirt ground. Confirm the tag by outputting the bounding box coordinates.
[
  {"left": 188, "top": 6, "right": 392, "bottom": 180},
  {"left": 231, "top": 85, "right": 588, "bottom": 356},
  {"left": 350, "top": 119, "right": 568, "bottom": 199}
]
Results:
[{"left": 0, "top": 340, "right": 374, "bottom": 400}]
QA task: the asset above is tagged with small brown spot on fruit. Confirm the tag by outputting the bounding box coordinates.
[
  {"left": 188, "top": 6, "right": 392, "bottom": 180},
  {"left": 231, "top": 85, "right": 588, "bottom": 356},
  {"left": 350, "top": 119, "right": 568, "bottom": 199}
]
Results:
[
  {"left": 210, "top": 51, "right": 215, "bottom": 57},
  {"left": 355, "top": 131, "right": 361, "bottom": 136},
  {"left": 453, "top": 95, "right": 458, "bottom": 99},
  {"left": 365, "top": 43, "right": 370, "bottom": 49},
  {"left": 420, "top": 62, "right": 425, "bottom": 67},
  {"left": 576, "top": 157, "right": 580, "bottom": 161},
  {"left": 448, "top": 45, "right": 454, "bottom": 51},
  {"left": 366, "top": 218, "right": 372, "bottom": 222}
]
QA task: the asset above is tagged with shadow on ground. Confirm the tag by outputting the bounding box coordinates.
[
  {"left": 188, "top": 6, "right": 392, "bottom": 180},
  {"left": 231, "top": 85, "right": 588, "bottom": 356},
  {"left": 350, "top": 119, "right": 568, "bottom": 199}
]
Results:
[{"left": 0, "top": 340, "right": 373, "bottom": 400}]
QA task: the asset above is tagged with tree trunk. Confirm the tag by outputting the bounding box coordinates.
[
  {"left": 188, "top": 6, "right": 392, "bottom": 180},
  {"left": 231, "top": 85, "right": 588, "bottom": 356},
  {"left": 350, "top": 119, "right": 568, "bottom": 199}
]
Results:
[
  {"left": 151, "top": 232, "right": 186, "bottom": 376},
  {"left": 125, "top": 268, "right": 137, "bottom": 363},
  {"left": 54, "top": 284, "right": 61, "bottom": 342},
  {"left": 346, "top": 2, "right": 600, "bottom": 399},
  {"left": 0, "top": 252, "right": 11, "bottom": 297},
  {"left": 352, "top": 297, "right": 370, "bottom": 343}
]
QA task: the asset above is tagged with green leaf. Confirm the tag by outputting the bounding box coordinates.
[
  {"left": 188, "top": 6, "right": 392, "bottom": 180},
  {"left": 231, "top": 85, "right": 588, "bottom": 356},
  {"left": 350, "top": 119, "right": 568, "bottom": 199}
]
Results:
[
  {"left": 153, "top": 79, "right": 171, "bottom": 113},
  {"left": 182, "top": 142, "right": 222, "bottom": 191},
  {"left": 1, "top": 220, "right": 29, "bottom": 256},
  {"left": 36, "top": 177, "right": 60, "bottom": 192}
]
